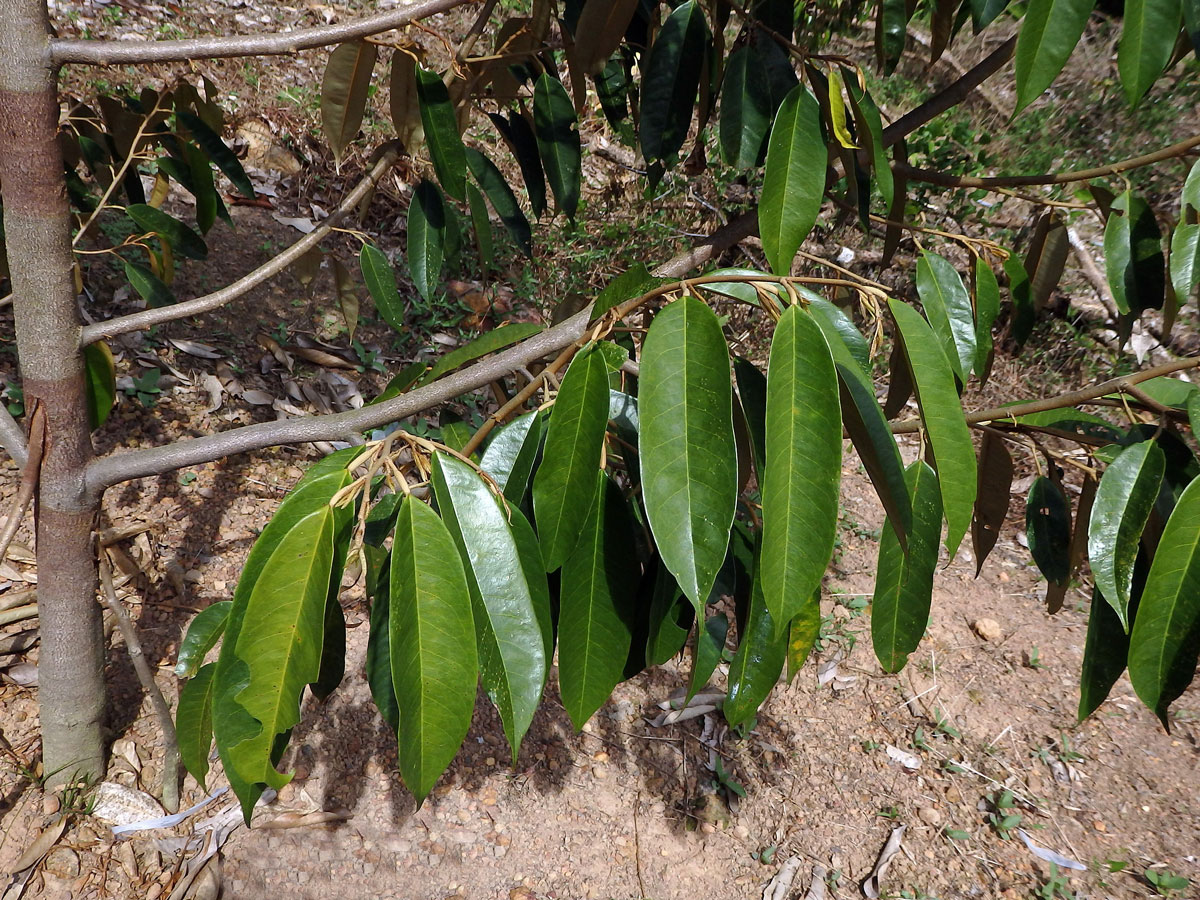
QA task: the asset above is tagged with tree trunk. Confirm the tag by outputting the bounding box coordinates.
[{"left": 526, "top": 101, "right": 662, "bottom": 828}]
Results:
[{"left": 0, "top": 0, "right": 106, "bottom": 784}]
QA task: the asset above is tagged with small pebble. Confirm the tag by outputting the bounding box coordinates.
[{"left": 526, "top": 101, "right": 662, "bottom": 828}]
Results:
[
  {"left": 43, "top": 793, "right": 60, "bottom": 815},
  {"left": 971, "top": 618, "right": 1003, "bottom": 642},
  {"left": 732, "top": 824, "right": 750, "bottom": 840},
  {"left": 700, "top": 822, "right": 716, "bottom": 834},
  {"left": 918, "top": 806, "right": 942, "bottom": 826}
]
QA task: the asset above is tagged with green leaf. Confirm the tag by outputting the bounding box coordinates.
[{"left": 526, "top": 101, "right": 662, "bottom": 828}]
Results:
[
  {"left": 639, "top": 0, "right": 709, "bottom": 164},
  {"left": 1013, "top": 0, "right": 1093, "bottom": 115},
  {"left": 1172, "top": 223, "right": 1200, "bottom": 304},
  {"left": 176, "top": 109, "right": 255, "bottom": 199},
  {"left": 488, "top": 111, "right": 547, "bottom": 218},
  {"left": 389, "top": 497, "right": 477, "bottom": 803},
  {"left": 431, "top": 454, "right": 549, "bottom": 762},
  {"left": 876, "top": 0, "right": 909, "bottom": 72},
  {"left": 320, "top": 40, "right": 378, "bottom": 165},
  {"left": 559, "top": 474, "right": 640, "bottom": 729},
  {"left": 175, "top": 601, "right": 232, "bottom": 677},
  {"left": 533, "top": 343, "right": 611, "bottom": 570},
  {"left": 1186, "top": 0, "right": 1200, "bottom": 57},
  {"left": 364, "top": 544, "right": 399, "bottom": 730},
  {"left": 872, "top": 461, "right": 943, "bottom": 673},
  {"left": 83, "top": 341, "right": 116, "bottom": 430},
  {"left": 759, "top": 85, "right": 825, "bottom": 275},
  {"left": 422, "top": 322, "right": 543, "bottom": 384},
  {"left": 1118, "top": 0, "right": 1182, "bottom": 106},
  {"left": 973, "top": 257, "right": 1000, "bottom": 383},
  {"left": 1004, "top": 253, "right": 1036, "bottom": 347},
  {"left": 719, "top": 46, "right": 772, "bottom": 169},
  {"left": 786, "top": 591, "right": 822, "bottom": 681},
  {"left": 180, "top": 140, "right": 219, "bottom": 234},
  {"left": 407, "top": 179, "right": 446, "bottom": 303},
  {"left": 644, "top": 558, "right": 694, "bottom": 666},
  {"left": 467, "top": 182, "right": 494, "bottom": 272},
  {"left": 805, "top": 294, "right": 871, "bottom": 377},
  {"left": 916, "top": 252, "right": 976, "bottom": 383},
  {"left": 1128, "top": 475, "right": 1200, "bottom": 725},
  {"left": 761, "top": 305, "right": 842, "bottom": 635},
  {"left": 890, "top": 300, "right": 977, "bottom": 558},
  {"left": 126, "top": 204, "right": 207, "bottom": 260},
  {"left": 360, "top": 244, "right": 405, "bottom": 333},
  {"left": 591, "top": 264, "right": 669, "bottom": 319},
  {"left": 123, "top": 259, "right": 175, "bottom": 308},
  {"left": 842, "top": 75, "right": 893, "bottom": 210},
  {"left": 415, "top": 64, "right": 468, "bottom": 201},
  {"left": 1026, "top": 476, "right": 1071, "bottom": 585},
  {"left": 971, "top": 0, "right": 1010, "bottom": 31},
  {"left": 1090, "top": 440, "right": 1165, "bottom": 630},
  {"left": 230, "top": 505, "right": 336, "bottom": 790},
  {"left": 1104, "top": 191, "right": 1166, "bottom": 315},
  {"left": 640, "top": 296, "right": 738, "bottom": 611},
  {"left": 725, "top": 562, "right": 787, "bottom": 730},
  {"left": 532, "top": 74, "right": 582, "bottom": 219},
  {"left": 1079, "top": 583, "right": 1137, "bottom": 720},
  {"left": 686, "top": 612, "right": 729, "bottom": 702},
  {"left": 480, "top": 411, "right": 544, "bottom": 505},
  {"left": 734, "top": 357, "right": 768, "bottom": 478},
  {"left": 310, "top": 588, "right": 346, "bottom": 702},
  {"left": 972, "top": 430, "right": 1014, "bottom": 575},
  {"left": 465, "top": 147, "right": 533, "bottom": 257},
  {"left": 177, "top": 662, "right": 216, "bottom": 788}
]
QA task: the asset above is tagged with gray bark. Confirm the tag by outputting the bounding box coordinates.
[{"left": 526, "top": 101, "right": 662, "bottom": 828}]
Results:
[{"left": 0, "top": 0, "right": 106, "bottom": 784}]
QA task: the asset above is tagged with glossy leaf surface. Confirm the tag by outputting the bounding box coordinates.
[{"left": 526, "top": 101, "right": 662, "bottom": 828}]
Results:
[
  {"left": 1118, "top": 0, "right": 1182, "bottom": 106},
  {"left": 480, "top": 411, "right": 543, "bottom": 504},
  {"left": 725, "top": 564, "right": 787, "bottom": 730},
  {"left": 416, "top": 64, "right": 468, "bottom": 201},
  {"left": 176, "top": 601, "right": 232, "bottom": 678},
  {"left": 360, "top": 243, "right": 404, "bottom": 333},
  {"left": 1014, "top": 0, "right": 1092, "bottom": 114},
  {"left": 533, "top": 74, "right": 582, "bottom": 219},
  {"left": 916, "top": 251, "right": 976, "bottom": 382},
  {"left": 320, "top": 41, "right": 377, "bottom": 165},
  {"left": 1026, "top": 476, "right": 1071, "bottom": 585},
  {"left": 759, "top": 85, "right": 825, "bottom": 275},
  {"left": 407, "top": 179, "right": 446, "bottom": 302},
  {"left": 177, "top": 662, "right": 216, "bottom": 788},
  {"left": 972, "top": 430, "right": 1014, "bottom": 575},
  {"left": 639, "top": 0, "right": 709, "bottom": 163}
]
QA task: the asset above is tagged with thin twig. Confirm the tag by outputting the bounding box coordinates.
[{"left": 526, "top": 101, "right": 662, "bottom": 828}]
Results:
[
  {"left": 52, "top": 0, "right": 476, "bottom": 65},
  {"left": 0, "top": 403, "right": 28, "bottom": 469},
  {"left": 99, "top": 555, "right": 181, "bottom": 814},
  {"left": 633, "top": 790, "right": 647, "bottom": 900},
  {"left": 0, "top": 604, "right": 37, "bottom": 628},
  {"left": 0, "top": 402, "right": 45, "bottom": 568}
]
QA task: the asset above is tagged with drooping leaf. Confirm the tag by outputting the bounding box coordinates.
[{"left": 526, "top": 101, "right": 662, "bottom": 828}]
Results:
[
  {"left": 1004, "top": 252, "right": 1036, "bottom": 346},
  {"left": 786, "top": 589, "right": 822, "bottom": 682},
  {"left": 971, "top": 0, "right": 1010, "bottom": 31},
  {"left": 759, "top": 84, "right": 825, "bottom": 275},
  {"left": 422, "top": 322, "right": 544, "bottom": 384},
  {"left": 1013, "top": 0, "right": 1093, "bottom": 115},
  {"left": 480, "top": 410, "right": 544, "bottom": 504},
  {"left": 176, "top": 109, "right": 255, "bottom": 199},
  {"left": 725, "top": 561, "right": 787, "bottom": 730},
  {"left": 407, "top": 179, "right": 446, "bottom": 303},
  {"left": 126, "top": 204, "right": 207, "bottom": 260},
  {"left": 890, "top": 300, "right": 977, "bottom": 557},
  {"left": 686, "top": 612, "right": 728, "bottom": 702},
  {"left": 1025, "top": 210, "right": 1069, "bottom": 310},
  {"left": 640, "top": 296, "right": 738, "bottom": 611},
  {"left": 1026, "top": 476, "right": 1072, "bottom": 585},
  {"left": 432, "top": 454, "right": 548, "bottom": 762},
  {"left": 733, "top": 357, "right": 768, "bottom": 479},
  {"left": 83, "top": 341, "right": 116, "bottom": 430},
  {"left": 331, "top": 256, "right": 359, "bottom": 342},
  {"left": 414, "top": 64, "right": 469, "bottom": 203},
  {"left": 1090, "top": 440, "right": 1165, "bottom": 630},
  {"left": 972, "top": 429, "right": 1014, "bottom": 575},
  {"left": 559, "top": 474, "right": 640, "bottom": 729},
  {"left": 917, "top": 252, "right": 976, "bottom": 383},
  {"left": 364, "top": 544, "right": 399, "bottom": 730},
  {"left": 466, "top": 182, "right": 494, "bottom": 272},
  {"left": 1172, "top": 222, "right": 1200, "bottom": 304},
  {"left": 842, "top": 74, "right": 893, "bottom": 210},
  {"left": 488, "top": 111, "right": 547, "bottom": 218},
  {"left": 533, "top": 343, "right": 611, "bottom": 571},
  {"left": 1128, "top": 476, "right": 1200, "bottom": 725},
  {"left": 639, "top": 0, "right": 709, "bottom": 164},
  {"left": 761, "top": 305, "right": 842, "bottom": 635},
  {"left": 533, "top": 74, "right": 582, "bottom": 219},
  {"left": 872, "top": 460, "right": 944, "bottom": 674},
  {"left": 177, "top": 662, "right": 216, "bottom": 789},
  {"left": 320, "top": 40, "right": 378, "bottom": 165},
  {"left": 465, "top": 147, "right": 533, "bottom": 256},
  {"left": 719, "top": 45, "right": 773, "bottom": 169},
  {"left": 824, "top": 68, "right": 858, "bottom": 150},
  {"left": 1186, "top": 0, "right": 1200, "bottom": 56},
  {"left": 929, "top": 0, "right": 958, "bottom": 62},
  {"left": 230, "top": 506, "right": 336, "bottom": 790},
  {"left": 805, "top": 294, "right": 871, "bottom": 376},
  {"left": 644, "top": 557, "right": 694, "bottom": 666},
  {"left": 1118, "top": 0, "right": 1182, "bottom": 106},
  {"left": 389, "top": 49, "right": 424, "bottom": 150},
  {"left": 973, "top": 256, "right": 1001, "bottom": 384},
  {"left": 1105, "top": 191, "right": 1166, "bottom": 315},
  {"left": 389, "top": 497, "right": 477, "bottom": 803},
  {"left": 1080, "top": 564, "right": 1145, "bottom": 720},
  {"left": 180, "top": 141, "right": 219, "bottom": 234},
  {"left": 360, "top": 244, "right": 405, "bottom": 333},
  {"left": 573, "top": 0, "right": 641, "bottom": 75},
  {"left": 124, "top": 258, "right": 175, "bottom": 308},
  {"left": 176, "top": 601, "right": 232, "bottom": 678},
  {"left": 875, "top": 0, "right": 909, "bottom": 72}
]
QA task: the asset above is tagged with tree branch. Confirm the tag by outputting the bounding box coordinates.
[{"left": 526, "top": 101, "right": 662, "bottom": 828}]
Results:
[
  {"left": 51, "top": 0, "right": 476, "bottom": 66},
  {"left": 896, "top": 134, "right": 1200, "bottom": 189},
  {"left": 0, "top": 403, "right": 28, "bottom": 469},
  {"left": 890, "top": 356, "right": 1200, "bottom": 435},
  {"left": 85, "top": 308, "right": 596, "bottom": 490},
  {"left": 80, "top": 147, "right": 400, "bottom": 346}
]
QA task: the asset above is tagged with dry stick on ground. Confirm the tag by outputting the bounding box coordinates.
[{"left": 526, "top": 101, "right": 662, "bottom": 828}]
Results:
[
  {"left": 99, "top": 554, "right": 182, "bottom": 813},
  {"left": 0, "top": 403, "right": 28, "bottom": 470},
  {"left": 0, "top": 402, "right": 44, "bottom": 567},
  {"left": 50, "top": 0, "right": 477, "bottom": 65}
]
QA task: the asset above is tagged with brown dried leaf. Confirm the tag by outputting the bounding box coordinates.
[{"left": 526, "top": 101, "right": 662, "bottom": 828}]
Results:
[
  {"left": 5, "top": 818, "right": 66, "bottom": 874},
  {"left": 320, "top": 40, "right": 379, "bottom": 166}
]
